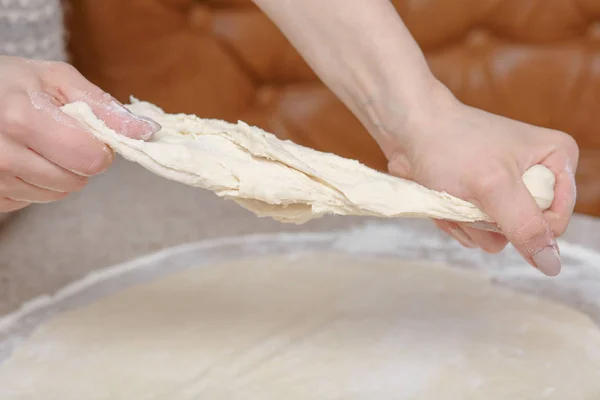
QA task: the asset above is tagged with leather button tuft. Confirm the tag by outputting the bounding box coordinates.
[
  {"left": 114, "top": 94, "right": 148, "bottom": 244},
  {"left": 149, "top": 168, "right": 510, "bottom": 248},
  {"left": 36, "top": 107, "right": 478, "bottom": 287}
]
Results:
[
  {"left": 256, "top": 86, "right": 279, "bottom": 106},
  {"left": 189, "top": 4, "right": 212, "bottom": 32},
  {"left": 588, "top": 22, "right": 600, "bottom": 40},
  {"left": 465, "top": 29, "right": 490, "bottom": 48}
]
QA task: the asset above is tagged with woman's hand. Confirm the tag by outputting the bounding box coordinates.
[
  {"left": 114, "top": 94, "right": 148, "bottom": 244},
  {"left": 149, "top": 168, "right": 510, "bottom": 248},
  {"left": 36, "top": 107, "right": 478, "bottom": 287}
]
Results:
[
  {"left": 0, "top": 56, "right": 160, "bottom": 212},
  {"left": 252, "top": 0, "right": 578, "bottom": 276},
  {"left": 378, "top": 83, "right": 578, "bottom": 277}
]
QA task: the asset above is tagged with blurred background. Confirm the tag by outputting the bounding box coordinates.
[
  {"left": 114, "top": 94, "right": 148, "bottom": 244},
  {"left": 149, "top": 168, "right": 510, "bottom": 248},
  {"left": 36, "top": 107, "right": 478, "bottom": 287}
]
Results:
[
  {"left": 66, "top": 0, "right": 600, "bottom": 215},
  {"left": 1, "top": 0, "right": 599, "bottom": 314}
]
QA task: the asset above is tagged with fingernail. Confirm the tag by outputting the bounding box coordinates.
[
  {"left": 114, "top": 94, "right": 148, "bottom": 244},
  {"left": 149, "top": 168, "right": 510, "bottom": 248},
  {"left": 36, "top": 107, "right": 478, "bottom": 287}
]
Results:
[
  {"left": 469, "top": 221, "right": 502, "bottom": 233},
  {"left": 449, "top": 226, "right": 477, "bottom": 248},
  {"left": 107, "top": 98, "right": 161, "bottom": 140},
  {"left": 108, "top": 95, "right": 124, "bottom": 107},
  {"left": 103, "top": 144, "right": 114, "bottom": 161},
  {"left": 137, "top": 116, "right": 162, "bottom": 137},
  {"left": 107, "top": 96, "right": 152, "bottom": 124},
  {"left": 532, "top": 245, "right": 561, "bottom": 277}
]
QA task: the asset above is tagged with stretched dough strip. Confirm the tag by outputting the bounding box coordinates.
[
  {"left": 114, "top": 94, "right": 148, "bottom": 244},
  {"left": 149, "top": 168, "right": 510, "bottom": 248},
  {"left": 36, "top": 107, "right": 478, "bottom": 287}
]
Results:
[{"left": 61, "top": 100, "right": 555, "bottom": 224}]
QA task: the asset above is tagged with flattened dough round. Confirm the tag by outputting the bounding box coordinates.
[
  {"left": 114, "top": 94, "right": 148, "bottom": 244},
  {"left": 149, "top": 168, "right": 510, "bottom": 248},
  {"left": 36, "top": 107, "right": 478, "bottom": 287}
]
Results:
[{"left": 1, "top": 254, "right": 599, "bottom": 399}]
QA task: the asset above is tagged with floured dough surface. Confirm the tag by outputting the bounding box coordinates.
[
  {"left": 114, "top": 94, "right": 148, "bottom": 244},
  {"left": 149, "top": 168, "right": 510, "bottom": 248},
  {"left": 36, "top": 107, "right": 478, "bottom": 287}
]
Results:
[
  {"left": 60, "top": 100, "right": 555, "bottom": 224},
  {"left": 0, "top": 254, "right": 599, "bottom": 399}
]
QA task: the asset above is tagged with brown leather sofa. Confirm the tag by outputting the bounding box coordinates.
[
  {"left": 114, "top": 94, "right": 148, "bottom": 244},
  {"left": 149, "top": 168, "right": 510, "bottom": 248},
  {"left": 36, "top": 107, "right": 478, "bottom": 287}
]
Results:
[{"left": 65, "top": 0, "right": 600, "bottom": 216}]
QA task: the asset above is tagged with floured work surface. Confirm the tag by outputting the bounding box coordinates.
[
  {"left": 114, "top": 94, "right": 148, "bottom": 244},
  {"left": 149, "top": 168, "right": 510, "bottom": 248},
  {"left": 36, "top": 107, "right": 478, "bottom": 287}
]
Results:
[
  {"left": 0, "top": 254, "right": 599, "bottom": 399},
  {"left": 61, "top": 100, "right": 555, "bottom": 224}
]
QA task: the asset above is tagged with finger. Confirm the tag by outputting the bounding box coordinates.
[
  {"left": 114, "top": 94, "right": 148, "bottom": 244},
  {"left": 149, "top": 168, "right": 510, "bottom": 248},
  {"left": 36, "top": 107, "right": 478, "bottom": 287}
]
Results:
[
  {"left": 540, "top": 156, "right": 577, "bottom": 237},
  {"left": 460, "top": 224, "right": 508, "bottom": 254},
  {"left": 0, "top": 135, "right": 88, "bottom": 192},
  {"left": 433, "top": 219, "right": 477, "bottom": 248},
  {"left": 19, "top": 150, "right": 90, "bottom": 192},
  {"left": 41, "top": 63, "right": 161, "bottom": 140},
  {"left": 0, "top": 197, "right": 30, "bottom": 212},
  {"left": 0, "top": 176, "right": 68, "bottom": 203},
  {"left": 12, "top": 92, "right": 114, "bottom": 176},
  {"left": 473, "top": 169, "right": 560, "bottom": 276}
]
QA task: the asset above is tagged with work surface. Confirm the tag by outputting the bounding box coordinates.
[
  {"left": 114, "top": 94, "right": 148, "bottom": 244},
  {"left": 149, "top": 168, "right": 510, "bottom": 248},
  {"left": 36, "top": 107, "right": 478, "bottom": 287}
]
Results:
[{"left": 0, "top": 157, "right": 598, "bottom": 316}]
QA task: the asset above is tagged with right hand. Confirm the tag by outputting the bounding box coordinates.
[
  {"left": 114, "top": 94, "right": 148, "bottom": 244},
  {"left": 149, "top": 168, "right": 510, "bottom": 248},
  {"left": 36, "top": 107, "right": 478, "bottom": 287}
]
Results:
[{"left": 0, "top": 56, "right": 160, "bottom": 212}]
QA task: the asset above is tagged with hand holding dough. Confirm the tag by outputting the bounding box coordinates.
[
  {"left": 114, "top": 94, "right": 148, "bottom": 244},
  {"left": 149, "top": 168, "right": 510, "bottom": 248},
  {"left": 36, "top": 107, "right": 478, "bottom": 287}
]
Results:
[{"left": 61, "top": 100, "right": 555, "bottom": 224}]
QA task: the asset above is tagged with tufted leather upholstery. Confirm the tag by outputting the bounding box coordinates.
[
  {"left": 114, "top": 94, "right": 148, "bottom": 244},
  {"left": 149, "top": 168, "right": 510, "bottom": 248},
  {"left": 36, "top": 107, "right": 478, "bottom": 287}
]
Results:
[{"left": 65, "top": 0, "right": 600, "bottom": 216}]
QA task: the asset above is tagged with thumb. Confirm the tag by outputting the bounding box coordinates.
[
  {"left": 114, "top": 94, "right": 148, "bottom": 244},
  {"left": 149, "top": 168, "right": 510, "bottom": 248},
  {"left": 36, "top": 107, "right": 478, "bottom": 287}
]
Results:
[
  {"left": 475, "top": 171, "right": 560, "bottom": 276},
  {"left": 44, "top": 63, "right": 160, "bottom": 140}
]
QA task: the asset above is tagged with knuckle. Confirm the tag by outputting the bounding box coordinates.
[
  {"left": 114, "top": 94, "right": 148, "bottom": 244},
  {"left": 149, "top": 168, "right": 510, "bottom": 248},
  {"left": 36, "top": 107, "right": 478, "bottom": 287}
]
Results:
[
  {"left": 548, "top": 213, "right": 570, "bottom": 237},
  {"left": 551, "top": 223, "right": 568, "bottom": 238},
  {"left": 560, "top": 132, "right": 578, "bottom": 148},
  {"left": 0, "top": 93, "right": 30, "bottom": 132},
  {"left": 561, "top": 134, "right": 579, "bottom": 162},
  {"left": 471, "top": 163, "right": 513, "bottom": 195},
  {"left": 44, "top": 61, "right": 78, "bottom": 77},
  {"left": 550, "top": 130, "right": 579, "bottom": 162}
]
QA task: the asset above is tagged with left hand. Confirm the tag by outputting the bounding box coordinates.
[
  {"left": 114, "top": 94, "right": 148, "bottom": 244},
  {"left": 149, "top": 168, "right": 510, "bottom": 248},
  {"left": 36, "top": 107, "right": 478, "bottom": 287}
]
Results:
[{"left": 375, "top": 82, "right": 579, "bottom": 276}]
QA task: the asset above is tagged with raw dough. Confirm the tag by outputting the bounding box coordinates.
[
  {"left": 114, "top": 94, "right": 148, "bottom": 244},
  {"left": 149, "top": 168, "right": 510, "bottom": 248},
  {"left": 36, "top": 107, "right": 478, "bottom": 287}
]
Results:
[
  {"left": 60, "top": 100, "right": 555, "bottom": 224},
  {"left": 0, "top": 254, "right": 599, "bottom": 399}
]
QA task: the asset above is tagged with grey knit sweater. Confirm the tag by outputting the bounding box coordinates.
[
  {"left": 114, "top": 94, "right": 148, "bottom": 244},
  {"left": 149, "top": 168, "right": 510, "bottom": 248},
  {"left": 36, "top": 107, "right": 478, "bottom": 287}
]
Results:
[
  {"left": 0, "top": 0, "right": 65, "bottom": 222},
  {"left": 0, "top": 0, "right": 65, "bottom": 61}
]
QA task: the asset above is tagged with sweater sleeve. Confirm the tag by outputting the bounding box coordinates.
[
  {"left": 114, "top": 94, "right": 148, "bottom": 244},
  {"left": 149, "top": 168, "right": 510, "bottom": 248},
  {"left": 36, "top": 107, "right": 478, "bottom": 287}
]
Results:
[{"left": 0, "top": 0, "right": 66, "bottom": 61}]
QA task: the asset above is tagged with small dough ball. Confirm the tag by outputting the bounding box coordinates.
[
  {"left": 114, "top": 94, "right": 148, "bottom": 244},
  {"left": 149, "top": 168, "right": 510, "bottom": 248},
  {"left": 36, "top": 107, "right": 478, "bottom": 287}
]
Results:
[{"left": 522, "top": 165, "right": 555, "bottom": 210}]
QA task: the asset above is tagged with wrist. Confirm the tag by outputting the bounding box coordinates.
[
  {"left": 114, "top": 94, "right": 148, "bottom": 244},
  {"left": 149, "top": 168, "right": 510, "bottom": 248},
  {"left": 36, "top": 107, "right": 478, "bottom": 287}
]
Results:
[{"left": 360, "top": 78, "right": 458, "bottom": 160}]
